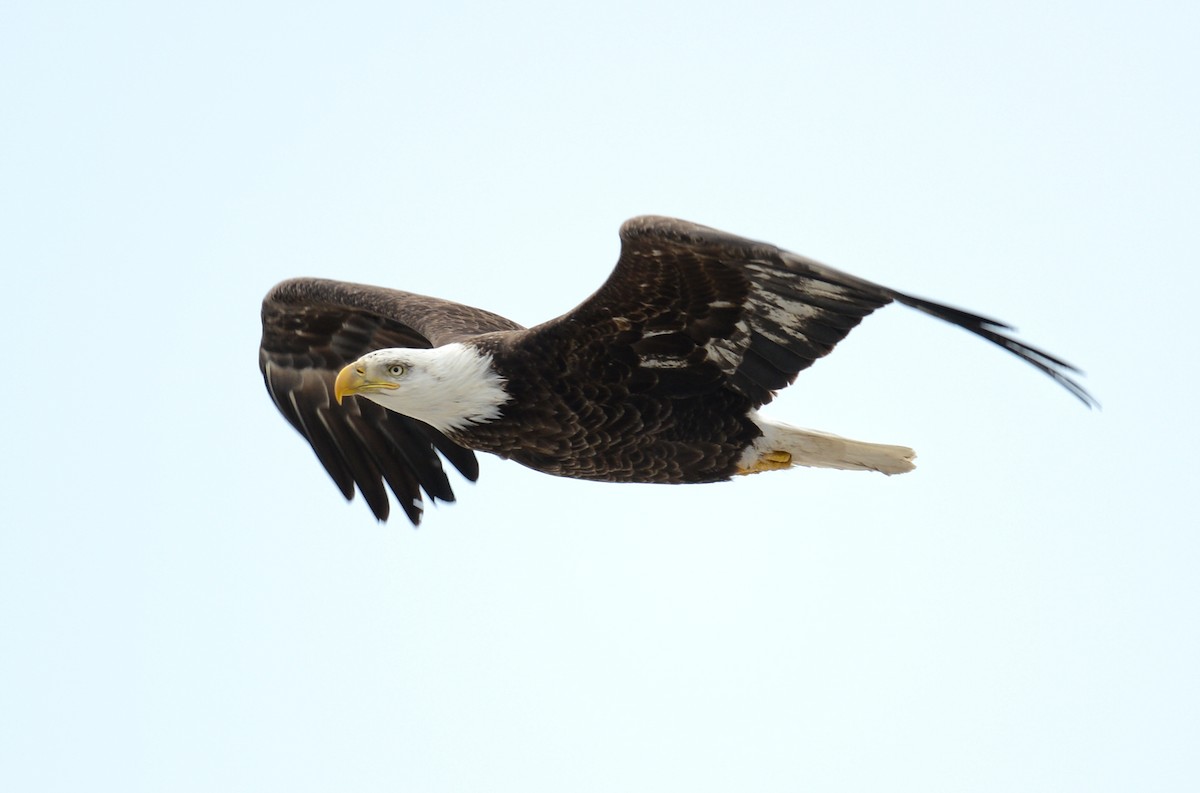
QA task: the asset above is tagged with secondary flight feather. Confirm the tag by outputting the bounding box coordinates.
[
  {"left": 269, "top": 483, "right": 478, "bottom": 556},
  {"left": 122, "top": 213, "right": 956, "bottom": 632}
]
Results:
[{"left": 259, "top": 216, "right": 1094, "bottom": 524}]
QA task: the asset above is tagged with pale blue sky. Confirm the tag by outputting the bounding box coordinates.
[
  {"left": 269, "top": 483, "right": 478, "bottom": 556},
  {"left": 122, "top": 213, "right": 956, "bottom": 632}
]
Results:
[{"left": 2, "top": 1, "right": 1197, "bottom": 791}]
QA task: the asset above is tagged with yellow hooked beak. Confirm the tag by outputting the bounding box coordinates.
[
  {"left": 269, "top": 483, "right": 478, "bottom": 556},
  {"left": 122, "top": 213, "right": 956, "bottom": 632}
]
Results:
[{"left": 333, "top": 362, "right": 398, "bottom": 405}]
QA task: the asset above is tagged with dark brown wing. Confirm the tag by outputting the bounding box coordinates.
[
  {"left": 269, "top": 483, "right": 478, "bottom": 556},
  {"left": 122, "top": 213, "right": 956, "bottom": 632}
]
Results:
[
  {"left": 535, "top": 216, "right": 1095, "bottom": 408},
  {"left": 259, "top": 278, "right": 524, "bottom": 524}
]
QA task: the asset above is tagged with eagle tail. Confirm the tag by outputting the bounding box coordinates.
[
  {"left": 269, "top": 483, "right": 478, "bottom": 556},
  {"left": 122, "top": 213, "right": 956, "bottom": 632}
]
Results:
[{"left": 737, "top": 416, "right": 916, "bottom": 476}]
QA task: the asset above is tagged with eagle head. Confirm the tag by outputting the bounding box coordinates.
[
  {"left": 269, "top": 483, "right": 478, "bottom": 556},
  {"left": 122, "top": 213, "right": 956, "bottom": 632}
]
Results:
[{"left": 334, "top": 343, "right": 509, "bottom": 434}]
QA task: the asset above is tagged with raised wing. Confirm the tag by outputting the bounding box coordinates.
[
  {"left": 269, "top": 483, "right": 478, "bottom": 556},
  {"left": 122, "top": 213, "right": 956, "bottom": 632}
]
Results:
[
  {"left": 539, "top": 216, "right": 1095, "bottom": 408},
  {"left": 259, "top": 278, "right": 524, "bottom": 524}
]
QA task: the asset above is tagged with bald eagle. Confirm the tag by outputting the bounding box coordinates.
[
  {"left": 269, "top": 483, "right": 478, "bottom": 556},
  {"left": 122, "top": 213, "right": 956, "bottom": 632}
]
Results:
[{"left": 259, "top": 216, "right": 1093, "bottom": 524}]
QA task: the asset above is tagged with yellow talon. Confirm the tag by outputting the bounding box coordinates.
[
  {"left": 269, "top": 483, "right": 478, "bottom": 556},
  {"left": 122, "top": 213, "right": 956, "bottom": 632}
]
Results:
[{"left": 736, "top": 450, "right": 793, "bottom": 475}]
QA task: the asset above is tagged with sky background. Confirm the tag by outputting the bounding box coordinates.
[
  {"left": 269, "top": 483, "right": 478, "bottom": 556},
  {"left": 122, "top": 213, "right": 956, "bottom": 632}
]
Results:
[{"left": 3, "top": 1, "right": 1198, "bottom": 791}]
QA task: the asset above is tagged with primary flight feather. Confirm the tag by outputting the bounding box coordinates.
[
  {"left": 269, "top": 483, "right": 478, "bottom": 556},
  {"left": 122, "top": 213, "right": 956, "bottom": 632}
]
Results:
[{"left": 259, "top": 216, "right": 1094, "bottom": 524}]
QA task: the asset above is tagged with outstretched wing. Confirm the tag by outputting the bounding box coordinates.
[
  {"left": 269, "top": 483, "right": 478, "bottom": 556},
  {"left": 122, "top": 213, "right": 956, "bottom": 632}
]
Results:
[
  {"left": 538, "top": 216, "right": 1094, "bottom": 408},
  {"left": 259, "top": 278, "right": 524, "bottom": 524}
]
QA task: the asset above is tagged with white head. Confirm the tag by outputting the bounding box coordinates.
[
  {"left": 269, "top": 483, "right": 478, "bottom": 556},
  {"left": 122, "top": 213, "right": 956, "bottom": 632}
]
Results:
[{"left": 333, "top": 343, "right": 509, "bottom": 434}]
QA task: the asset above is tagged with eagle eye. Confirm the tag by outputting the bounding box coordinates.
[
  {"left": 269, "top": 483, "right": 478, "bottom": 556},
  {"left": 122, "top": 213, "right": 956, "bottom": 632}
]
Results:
[{"left": 388, "top": 364, "right": 406, "bottom": 377}]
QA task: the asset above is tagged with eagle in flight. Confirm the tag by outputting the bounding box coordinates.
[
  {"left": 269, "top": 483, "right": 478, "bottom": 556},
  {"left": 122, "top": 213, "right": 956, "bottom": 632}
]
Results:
[{"left": 259, "top": 216, "right": 1093, "bottom": 524}]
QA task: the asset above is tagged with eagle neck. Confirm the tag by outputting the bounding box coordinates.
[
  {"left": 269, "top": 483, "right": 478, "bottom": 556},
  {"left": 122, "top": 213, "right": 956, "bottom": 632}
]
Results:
[{"left": 413, "top": 342, "right": 510, "bottom": 434}]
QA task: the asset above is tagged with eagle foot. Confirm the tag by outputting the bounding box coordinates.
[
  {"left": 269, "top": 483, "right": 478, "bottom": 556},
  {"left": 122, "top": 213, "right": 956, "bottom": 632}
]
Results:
[{"left": 736, "top": 450, "right": 793, "bottom": 475}]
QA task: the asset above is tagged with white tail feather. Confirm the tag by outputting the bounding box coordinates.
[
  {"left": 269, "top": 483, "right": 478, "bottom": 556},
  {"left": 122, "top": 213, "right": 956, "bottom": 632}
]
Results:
[{"left": 740, "top": 414, "right": 916, "bottom": 475}]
